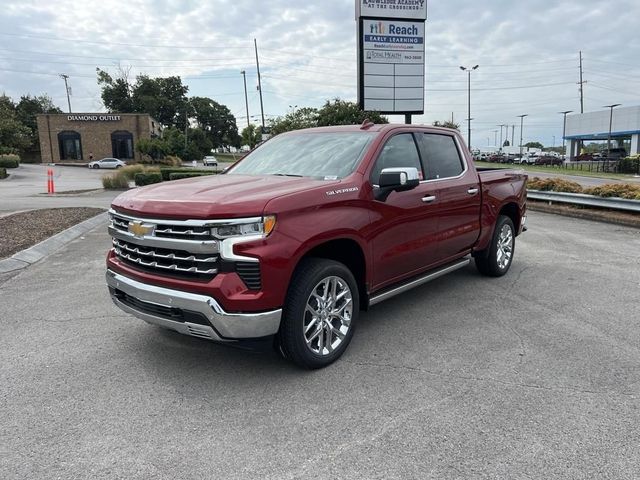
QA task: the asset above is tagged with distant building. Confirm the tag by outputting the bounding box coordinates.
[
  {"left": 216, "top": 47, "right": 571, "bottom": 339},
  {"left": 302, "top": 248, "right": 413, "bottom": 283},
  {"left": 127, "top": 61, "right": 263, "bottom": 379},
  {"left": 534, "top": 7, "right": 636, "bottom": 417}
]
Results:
[{"left": 36, "top": 113, "right": 162, "bottom": 163}]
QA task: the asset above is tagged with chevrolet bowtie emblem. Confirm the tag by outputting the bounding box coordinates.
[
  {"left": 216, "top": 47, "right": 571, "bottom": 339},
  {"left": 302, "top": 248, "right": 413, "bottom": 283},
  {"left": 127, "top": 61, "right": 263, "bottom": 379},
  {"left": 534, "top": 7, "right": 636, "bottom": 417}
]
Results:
[{"left": 128, "top": 221, "right": 155, "bottom": 237}]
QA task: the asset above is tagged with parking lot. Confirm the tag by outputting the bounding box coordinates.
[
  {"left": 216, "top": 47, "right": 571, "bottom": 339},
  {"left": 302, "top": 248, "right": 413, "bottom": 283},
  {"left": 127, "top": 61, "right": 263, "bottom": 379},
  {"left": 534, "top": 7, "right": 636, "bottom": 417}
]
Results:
[{"left": 1, "top": 211, "right": 638, "bottom": 479}]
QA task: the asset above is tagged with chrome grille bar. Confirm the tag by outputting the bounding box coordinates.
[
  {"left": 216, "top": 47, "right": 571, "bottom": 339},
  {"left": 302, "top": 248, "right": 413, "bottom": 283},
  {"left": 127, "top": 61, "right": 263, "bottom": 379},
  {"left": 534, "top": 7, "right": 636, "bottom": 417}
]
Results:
[{"left": 112, "top": 239, "right": 218, "bottom": 264}]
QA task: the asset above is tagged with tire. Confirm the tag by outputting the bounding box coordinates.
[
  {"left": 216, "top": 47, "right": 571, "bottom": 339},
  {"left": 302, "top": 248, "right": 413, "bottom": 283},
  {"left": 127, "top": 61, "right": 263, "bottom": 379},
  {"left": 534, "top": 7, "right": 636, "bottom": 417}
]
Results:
[
  {"left": 475, "top": 215, "right": 515, "bottom": 277},
  {"left": 116, "top": 165, "right": 122, "bottom": 169},
  {"left": 277, "top": 258, "right": 359, "bottom": 369},
  {"left": 92, "top": 164, "right": 100, "bottom": 169}
]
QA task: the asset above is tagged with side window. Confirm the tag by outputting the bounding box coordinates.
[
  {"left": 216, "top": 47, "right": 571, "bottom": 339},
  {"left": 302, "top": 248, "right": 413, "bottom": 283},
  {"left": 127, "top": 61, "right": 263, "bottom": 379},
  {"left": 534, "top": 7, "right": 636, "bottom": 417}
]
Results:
[
  {"left": 371, "top": 133, "right": 423, "bottom": 185},
  {"left": 420, "top": 134, "right": 464, "bottom": 180}
]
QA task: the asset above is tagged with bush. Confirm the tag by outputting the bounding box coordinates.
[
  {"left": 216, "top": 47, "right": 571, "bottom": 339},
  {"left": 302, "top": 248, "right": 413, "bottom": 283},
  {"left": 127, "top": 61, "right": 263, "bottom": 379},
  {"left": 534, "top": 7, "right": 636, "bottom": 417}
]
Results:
[
  {"left": 0, "top": 154, "right": 20, "bottom": 168},
  {"left": 117, "top": 164, "right": 161, "bottom": 182},
  {"left": 584, "top": 183, "right": 640, "bottom": 200},
  {"left": 617, "top": 156, "right": 640, "bottom": 174},
  {"left": 527, "top": 177, "right": 583, "bottom": 193},
  {"left": 138, "top": 155, "right": 183, "bottom": 167},
  {"left": 168, "top": 172, "right": 215, "bottom": 181},
  {"left": 160, "top": 168, "right": 214, "bottom": 181},
  {"left": 102, "top": 173, "right": 130, "bottom": 190},
  {"left": 134, "top": 172, "right": 163, "bottom": 186},
  {"left": 0, "top": 167, "right": 7, "bottom": 179}
]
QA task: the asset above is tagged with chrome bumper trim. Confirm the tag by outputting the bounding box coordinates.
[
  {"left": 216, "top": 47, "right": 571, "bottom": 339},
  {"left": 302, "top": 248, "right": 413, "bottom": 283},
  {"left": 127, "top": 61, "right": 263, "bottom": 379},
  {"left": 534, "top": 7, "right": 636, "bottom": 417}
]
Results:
[{"left": 106, "top": 269, "right": 281, "bottom": 340}]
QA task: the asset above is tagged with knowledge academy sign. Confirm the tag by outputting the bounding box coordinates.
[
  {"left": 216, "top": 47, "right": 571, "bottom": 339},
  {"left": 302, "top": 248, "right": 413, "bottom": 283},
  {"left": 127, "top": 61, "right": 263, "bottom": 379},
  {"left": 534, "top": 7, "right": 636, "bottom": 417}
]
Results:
[{"left": 356, "top": 0, "right": 427, "bottom": 20}]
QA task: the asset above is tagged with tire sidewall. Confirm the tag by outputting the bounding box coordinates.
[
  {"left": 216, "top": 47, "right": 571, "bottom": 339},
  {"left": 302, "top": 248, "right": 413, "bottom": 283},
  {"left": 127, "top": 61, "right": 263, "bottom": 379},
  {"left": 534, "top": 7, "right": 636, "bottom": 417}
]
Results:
[{"left": 491, "top": 216, "right": 515, "bottom": 275}]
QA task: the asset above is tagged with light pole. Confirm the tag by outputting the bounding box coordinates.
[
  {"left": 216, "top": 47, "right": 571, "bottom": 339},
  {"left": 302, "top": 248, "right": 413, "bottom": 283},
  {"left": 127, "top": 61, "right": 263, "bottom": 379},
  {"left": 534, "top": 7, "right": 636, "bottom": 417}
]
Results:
[
  {"left": 288, "top": 104, "right": 298, "bottom": 115},
  {"left": 497, "top": 124, "right": 505, "bottom": 150},
  {"left": 517, "top": 114, "right": 528, "bottom": 157},
  {"left": 559, "top": 110, "right": 573, "bottom": 160},
  {"left": 241, "top": 70, "right": 250, "bottom": 128},
  {"left": 60, "top": 74, "right": 72, "bottom": 113},
  {"left": 553, "top": 135, "right": 556, "bottom": 148},
  {"left": 460, "top": 65, "right": 479, "bottom": 150},
  {"left": 603, "top": 104, "right": 621, "bottom": 159},
  {"left": 493, "top": 130, "right": 498, "bottom": 148}
]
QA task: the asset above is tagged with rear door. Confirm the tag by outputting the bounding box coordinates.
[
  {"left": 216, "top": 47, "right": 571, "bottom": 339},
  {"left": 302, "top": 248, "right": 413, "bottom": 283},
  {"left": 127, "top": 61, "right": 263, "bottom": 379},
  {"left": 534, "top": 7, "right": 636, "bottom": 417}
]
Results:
[{"left": 417, "top": 132, "right": 482, "bottom": 261}]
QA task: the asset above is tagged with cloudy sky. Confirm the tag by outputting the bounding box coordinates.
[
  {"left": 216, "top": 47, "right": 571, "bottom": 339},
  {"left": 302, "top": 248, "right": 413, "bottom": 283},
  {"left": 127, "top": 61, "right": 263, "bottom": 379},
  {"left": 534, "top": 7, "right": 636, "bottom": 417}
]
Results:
[{"left": 1, "top": 0, "right": 638, "bottom": 148}]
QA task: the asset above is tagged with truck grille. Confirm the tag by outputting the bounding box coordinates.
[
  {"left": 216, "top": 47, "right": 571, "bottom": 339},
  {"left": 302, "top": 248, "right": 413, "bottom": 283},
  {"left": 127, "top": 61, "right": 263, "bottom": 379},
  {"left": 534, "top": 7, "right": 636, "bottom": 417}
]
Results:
[
  {"left": 110, "top": 212, "right": 214, "bottom": 241},
  {"left": 236, "top": 262, "right": 262, "bottom": 290},
  {"left": 113, "top": 238, "right": 218, "bottom": 278}
]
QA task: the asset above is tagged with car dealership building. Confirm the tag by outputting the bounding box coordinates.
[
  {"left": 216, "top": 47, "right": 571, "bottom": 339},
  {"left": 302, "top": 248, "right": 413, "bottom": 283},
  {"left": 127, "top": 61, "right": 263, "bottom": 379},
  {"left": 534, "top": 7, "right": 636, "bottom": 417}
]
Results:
[{"left": 36, "top": 113, "right": 162, "bottom": 163}]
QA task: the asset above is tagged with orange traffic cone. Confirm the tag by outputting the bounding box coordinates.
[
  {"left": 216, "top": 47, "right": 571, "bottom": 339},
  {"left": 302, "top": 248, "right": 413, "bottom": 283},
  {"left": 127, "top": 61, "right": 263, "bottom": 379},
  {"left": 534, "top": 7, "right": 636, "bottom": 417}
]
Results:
[{"left": 47, "top": 168, "right": 55, "bottom": 194}]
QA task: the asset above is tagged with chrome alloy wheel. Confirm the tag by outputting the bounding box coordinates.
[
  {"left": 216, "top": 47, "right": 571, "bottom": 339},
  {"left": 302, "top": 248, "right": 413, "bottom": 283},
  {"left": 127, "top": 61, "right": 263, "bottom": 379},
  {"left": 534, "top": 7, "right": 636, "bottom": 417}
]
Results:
[
  {"left": 303, "top": 276, "right": 353, "bottom": 356},
  {"left": 497, "top": 224, "right": 514, "bottom": 270}
]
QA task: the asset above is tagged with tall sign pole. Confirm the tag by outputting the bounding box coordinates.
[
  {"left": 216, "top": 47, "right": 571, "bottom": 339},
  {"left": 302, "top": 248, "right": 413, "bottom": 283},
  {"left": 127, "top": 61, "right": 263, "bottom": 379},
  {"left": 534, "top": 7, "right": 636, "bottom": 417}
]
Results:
[{"left": 356, "top": 1, "right": 428, "bottom": 124}]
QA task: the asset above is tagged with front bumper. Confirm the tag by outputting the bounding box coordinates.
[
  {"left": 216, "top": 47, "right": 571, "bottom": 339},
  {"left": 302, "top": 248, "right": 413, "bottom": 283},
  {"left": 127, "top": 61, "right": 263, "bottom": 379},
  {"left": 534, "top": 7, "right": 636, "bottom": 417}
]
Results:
[{"left": 106, "top": 269, "right": 282, "bottom": 341}]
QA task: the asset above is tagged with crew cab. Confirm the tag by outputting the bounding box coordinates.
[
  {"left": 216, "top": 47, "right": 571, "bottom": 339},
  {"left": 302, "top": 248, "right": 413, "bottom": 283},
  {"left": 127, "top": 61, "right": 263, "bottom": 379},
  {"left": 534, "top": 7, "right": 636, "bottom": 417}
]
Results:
[{"left": 106, "top": 123, "right": 527, "bottom": 369}]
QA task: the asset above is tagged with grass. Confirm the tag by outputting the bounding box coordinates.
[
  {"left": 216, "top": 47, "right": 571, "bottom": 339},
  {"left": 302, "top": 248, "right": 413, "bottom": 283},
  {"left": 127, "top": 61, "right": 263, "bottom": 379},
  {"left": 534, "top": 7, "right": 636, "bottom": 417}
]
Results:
[{"left": 475, "top": 161, "right": 639, "bottom": 181}]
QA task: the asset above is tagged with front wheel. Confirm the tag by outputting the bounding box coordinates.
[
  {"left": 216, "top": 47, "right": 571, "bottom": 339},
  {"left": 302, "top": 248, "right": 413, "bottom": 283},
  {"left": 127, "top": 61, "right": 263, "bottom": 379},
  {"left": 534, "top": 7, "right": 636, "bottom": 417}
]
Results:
[
  {"left": 277, "top": 258, "right": 359, "bottom": 369},
  {"left": 92, "top": 164, "right": 100, "bottom": 169},
  {"left": 475, "top": 215, "right": 515, "bottom": 277}
]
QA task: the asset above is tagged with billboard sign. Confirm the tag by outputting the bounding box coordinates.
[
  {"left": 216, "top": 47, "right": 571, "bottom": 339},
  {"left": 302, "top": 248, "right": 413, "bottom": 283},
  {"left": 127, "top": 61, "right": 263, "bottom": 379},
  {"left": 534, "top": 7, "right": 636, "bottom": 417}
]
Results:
[
  {"left": 356, "top": 0, "right": 427, "bottom": 20},
  {"left": 359, "top": 18, "right": 425, "bottom": 114}
]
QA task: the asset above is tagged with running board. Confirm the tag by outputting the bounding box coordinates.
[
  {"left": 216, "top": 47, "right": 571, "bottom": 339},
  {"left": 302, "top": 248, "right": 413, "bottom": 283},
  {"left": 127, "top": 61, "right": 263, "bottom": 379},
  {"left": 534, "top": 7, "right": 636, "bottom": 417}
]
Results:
[{"left": 368, "top": 258, "right": 471, "bottom": 307}]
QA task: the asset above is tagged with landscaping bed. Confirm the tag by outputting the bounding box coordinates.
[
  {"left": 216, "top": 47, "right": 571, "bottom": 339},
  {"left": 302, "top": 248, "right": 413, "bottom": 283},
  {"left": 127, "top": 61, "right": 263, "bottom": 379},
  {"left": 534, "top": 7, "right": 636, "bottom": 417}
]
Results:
[{"left": 0, "top": 207, "right": 105, "bottom": 259}]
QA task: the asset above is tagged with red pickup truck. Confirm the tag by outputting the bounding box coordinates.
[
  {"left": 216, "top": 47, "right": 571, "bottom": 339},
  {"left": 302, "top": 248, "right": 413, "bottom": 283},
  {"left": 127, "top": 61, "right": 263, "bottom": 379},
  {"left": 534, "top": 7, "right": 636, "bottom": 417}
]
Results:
[{"left": 106, "top": 123, "right": 527, "bottom": 368}]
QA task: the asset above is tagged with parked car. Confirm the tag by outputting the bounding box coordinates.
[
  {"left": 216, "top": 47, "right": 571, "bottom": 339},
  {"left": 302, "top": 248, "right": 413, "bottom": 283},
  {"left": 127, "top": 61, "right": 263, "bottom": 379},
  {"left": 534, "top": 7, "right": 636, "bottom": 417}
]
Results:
[
  {"left": 604, "top": 148, "right": 627, "bottom": 160},
  {"left": 203, "top": 155, "right": 218, "bottom": 166},
  {"left": 575, "top": 153, "right": 594, "bottom": 162},
  {"left": 488, "top": 154, "right": 506, "bottom": 163},
  {"left": 106, "top": 124, "right": 527, "bottom": 369},
  {"left": 535, "top": 155, "right": 563, "bottom": 166},
  {"left": 89, "top": 158, "right": 126, "bottom": 169}
]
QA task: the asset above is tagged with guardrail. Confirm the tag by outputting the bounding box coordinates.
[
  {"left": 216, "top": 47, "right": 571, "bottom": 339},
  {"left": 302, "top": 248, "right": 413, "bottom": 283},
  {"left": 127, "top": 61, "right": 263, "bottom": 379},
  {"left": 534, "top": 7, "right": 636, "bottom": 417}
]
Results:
[{"left": 527, "top": 190, "right": 640, "bottom": 213}]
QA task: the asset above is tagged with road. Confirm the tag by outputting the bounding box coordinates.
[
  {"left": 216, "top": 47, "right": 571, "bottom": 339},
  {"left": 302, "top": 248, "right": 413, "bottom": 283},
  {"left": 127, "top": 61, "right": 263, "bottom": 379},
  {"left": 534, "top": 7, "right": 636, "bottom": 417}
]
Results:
[{"left": 1, "top": 211, "right": 638, "bottom": 479}]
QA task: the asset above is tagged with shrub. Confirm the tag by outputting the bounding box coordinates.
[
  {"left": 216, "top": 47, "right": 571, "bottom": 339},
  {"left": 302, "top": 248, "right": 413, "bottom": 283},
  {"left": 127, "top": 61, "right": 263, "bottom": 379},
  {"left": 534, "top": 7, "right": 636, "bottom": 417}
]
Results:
[
  {"left": 134, "top": 172, "right": 163, "bottom": 186},
  {"left": 0, "top": 154, "right": 20, "bottom": 168},
  {"left": 160, "top": 168, "right": 214, "bottom": 181},
  {"left": 168, "top": 172, "right": 215, "bottom": 181},
  {"left": 117, "top": 164, "right": 161, "bottom": 181},
  {"left": 617, "top": 156, "right": 640, "bottom": 174},
  {"left": 164, "top": 155, "right": 183, "bottom": 167},
  {"left": 102, "top": 173, "right": 130, "bottom": 190},
  {"left": 527, "top": 177, "right": 583, "bottom": 193},
  {"left": 584, "top": 183, "right": 640, "bottom": 200},
  {"left": 0, "top": 167, "right": 7, "bottom": 179}
]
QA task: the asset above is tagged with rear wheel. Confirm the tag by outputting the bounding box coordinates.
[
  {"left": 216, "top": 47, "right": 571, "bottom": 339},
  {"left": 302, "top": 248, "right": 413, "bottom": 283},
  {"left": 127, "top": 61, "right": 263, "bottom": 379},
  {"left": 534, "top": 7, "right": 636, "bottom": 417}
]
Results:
[
  {"left": 277, "top": 258, "right": 359, "bottom": 369},
  {"left": 475, "top": 215, "right": 515, "bottom": 277},
  {"left": 92, "top": 164, "right": 100, "bottom": 169}
]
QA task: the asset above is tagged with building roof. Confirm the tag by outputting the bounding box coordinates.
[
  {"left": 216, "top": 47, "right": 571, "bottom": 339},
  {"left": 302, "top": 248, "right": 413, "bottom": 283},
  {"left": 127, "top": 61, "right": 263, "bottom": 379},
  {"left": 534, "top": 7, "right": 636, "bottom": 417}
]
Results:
[{"left": 564, "top": 105, "right": 640, "bottom": 140}]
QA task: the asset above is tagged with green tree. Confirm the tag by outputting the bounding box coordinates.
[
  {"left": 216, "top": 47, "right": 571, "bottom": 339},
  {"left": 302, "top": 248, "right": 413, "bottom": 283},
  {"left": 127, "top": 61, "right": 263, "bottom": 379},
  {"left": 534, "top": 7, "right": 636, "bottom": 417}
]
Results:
[
  {"left": 189, "top": 96, "right": 239, "bottom": 149},
  {"left": 433, "top": 120, "right": 460, "bottom": 130},
  {"left": 524, "top": 141, "right": 544, "bottom": 149},
  {"left": 0, "top": 95, "right": 31, "bottom": 152},
  {"left": 316, "top": 99, "right": 388, "bottom": 126},
  {"left": 96, "top": 68, "right": 134, "bottom": 113},
  {"left": 136, "top": 137, "right": 168, "bottom": 162},
  {"left": 241, "top": 124, "right": 263, "bottom": 149},
  {"left": 269, "top": 107, "right": 319, "bottom": 135},
  {"left": 15, "top": 95, "right": 62, "bottom": 152}
]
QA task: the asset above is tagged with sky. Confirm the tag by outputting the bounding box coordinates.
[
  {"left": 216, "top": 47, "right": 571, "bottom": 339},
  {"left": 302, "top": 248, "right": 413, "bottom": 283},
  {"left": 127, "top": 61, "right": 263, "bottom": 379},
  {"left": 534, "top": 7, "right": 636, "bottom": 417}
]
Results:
[{"left": 1, "top": 0, "right": 639, "bottom": 149}]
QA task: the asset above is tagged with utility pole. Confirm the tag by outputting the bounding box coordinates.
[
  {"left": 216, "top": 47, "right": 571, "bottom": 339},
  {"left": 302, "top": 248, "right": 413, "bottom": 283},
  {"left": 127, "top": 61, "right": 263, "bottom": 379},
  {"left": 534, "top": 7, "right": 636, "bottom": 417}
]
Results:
[
  {"left": 518, "top": 114, "right": 529, "bottom": 158},
  {"left": 511, "top": 125, "right": 515, "bottom": 146},
  {"left": 493, "top": 130, "right": 498, "bottom": 148},
  {"left": 578, "top": 51, "right": 586, "bottom": 114},
  {"left": 60, "top": 74, "right": 72, "bottom": 113},
  {"left": 498, "top": 124, "right": 505, "bottom": 149},
  {"left": 460, "top": 65, "right": 479, "bottom": 150},
  {"left": 241, "top": 70, "right": 250, "bottom": 128},
  {"left": 603, "top": 104, "right": 621, "bottom": 159},
  {"left": 559, "top": 110, "right": 573, "bottom": 160},
  {"left": 254, "top": 39, "right": 266, "bottom": 133}
]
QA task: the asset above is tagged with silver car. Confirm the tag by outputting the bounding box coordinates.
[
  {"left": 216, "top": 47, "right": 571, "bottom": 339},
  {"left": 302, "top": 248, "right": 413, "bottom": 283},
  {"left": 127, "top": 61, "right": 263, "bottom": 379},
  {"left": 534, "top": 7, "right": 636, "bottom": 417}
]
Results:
[{"left": 88, "top": 158, "right": 127, "bottom": 169}]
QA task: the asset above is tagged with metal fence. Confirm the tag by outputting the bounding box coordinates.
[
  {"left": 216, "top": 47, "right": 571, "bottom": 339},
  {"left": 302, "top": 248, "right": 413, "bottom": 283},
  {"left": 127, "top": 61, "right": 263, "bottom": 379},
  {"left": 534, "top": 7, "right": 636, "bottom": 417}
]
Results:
[{"left": 527, "top": 190, "right": 640, "bottom": 213}]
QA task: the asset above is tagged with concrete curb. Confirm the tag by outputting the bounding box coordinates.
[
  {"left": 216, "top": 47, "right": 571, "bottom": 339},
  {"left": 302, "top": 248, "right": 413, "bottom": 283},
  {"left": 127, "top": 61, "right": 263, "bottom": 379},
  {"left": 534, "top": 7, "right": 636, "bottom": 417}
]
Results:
[{"left": 0, "top": 212, "right": 108, "bottom": 274}]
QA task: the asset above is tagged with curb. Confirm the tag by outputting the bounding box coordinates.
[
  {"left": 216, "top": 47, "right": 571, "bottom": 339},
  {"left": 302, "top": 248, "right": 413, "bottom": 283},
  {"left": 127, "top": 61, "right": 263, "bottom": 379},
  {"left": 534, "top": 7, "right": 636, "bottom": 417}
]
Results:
[{"left": 0, "top": 212, "right": 109, "bottom": 274}]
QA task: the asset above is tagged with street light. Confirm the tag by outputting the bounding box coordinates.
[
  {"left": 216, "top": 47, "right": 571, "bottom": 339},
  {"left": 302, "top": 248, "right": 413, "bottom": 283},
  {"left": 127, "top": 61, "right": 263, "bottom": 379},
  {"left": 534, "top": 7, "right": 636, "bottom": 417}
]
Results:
[
  {"left": 497, "top": 124, "right": 506, "bottom": 150},
  {"left": 493, "top": 129, "right": 498, "bottom": 148},
  {"left": 241, "top": 70, "right": 250, "bottom": 128},
  {"left": 460, "top": 65, "right": 479, "bottom": 150},
  {"left": 559, "top": 110, "right": 573, "bottom": 160},
  {"left": 517, "top": 114, "right": 528, "bottom": 157},
  {"left": 603, "top": 104, "right": 621, "bottom": 159}
]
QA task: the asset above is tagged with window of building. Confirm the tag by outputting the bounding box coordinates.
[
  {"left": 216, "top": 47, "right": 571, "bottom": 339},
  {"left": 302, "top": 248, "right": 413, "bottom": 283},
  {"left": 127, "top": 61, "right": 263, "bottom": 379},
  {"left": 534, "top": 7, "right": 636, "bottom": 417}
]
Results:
[
  {"left": 58, "top": 131, "right": 83, "bottom": 160},
  {"left": 419, "top": 133, "right": 464, "bottom": 180},
  {"left": 111, "top": 131, "right": 134, "bottom": 159},
  {"left": 370, "top": 133, "right": 424, "bottom": 185}
]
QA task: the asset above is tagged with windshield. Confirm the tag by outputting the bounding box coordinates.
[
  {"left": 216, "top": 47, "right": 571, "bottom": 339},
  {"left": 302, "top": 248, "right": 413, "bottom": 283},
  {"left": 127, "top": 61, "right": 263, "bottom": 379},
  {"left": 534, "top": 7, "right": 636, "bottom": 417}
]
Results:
[{"left": 227, "top": 131, "right": 376, "bottom": 179}]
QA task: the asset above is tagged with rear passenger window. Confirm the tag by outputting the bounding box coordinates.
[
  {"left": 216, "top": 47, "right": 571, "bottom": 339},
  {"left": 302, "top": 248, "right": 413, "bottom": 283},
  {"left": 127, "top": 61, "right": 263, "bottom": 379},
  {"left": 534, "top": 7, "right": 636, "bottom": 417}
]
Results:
[
  {"left": 371, "top": 133, "right": 423, "bottom": 185},
  {"left": 420, "top": 134, "right": 464, "bottom": 180}
]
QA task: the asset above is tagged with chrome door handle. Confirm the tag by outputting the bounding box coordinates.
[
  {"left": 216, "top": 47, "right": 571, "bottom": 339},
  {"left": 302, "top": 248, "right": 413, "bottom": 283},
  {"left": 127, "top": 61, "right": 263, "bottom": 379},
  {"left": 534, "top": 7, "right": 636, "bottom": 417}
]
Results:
[
  {"left": 467, "top": 188, "right": 479, "bottom": 195},
  {"left": 422, "top": 195, "right": 436, "bottom": 203}
]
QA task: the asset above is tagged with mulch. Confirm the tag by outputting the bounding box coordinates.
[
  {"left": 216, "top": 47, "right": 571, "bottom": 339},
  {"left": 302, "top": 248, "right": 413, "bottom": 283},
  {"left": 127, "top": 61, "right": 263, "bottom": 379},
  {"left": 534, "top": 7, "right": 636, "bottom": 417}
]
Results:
[{"left": 0, "top": 207, "right": 105, "bottom": 259}]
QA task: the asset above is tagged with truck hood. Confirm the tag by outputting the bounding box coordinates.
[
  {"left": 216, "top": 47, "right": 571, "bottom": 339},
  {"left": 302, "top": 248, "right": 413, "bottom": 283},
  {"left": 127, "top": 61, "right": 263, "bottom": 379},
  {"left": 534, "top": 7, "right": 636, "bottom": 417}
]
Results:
[{"left": 111, "top": 174, "right": 339, "bottom": 219}]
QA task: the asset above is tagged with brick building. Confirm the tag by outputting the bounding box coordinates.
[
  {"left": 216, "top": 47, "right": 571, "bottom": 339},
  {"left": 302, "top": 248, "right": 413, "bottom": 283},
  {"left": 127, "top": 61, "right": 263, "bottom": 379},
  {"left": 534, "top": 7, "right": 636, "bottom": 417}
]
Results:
[{"left": 36, "top": 113, "right": 162, "bottom": 163}]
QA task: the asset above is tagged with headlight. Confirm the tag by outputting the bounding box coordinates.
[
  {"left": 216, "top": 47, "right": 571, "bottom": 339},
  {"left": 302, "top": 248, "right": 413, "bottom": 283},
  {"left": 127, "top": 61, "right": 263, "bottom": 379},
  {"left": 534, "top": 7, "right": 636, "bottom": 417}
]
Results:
[{"left": 211, "top": 215, "right": 276, "bottom": 239}]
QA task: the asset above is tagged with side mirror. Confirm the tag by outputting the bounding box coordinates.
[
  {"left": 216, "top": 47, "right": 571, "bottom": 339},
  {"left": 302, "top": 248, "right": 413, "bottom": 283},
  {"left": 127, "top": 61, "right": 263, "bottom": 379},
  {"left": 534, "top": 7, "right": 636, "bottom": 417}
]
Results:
[{"left": 375, "top": 167, "right": 420, "bottom": 201}]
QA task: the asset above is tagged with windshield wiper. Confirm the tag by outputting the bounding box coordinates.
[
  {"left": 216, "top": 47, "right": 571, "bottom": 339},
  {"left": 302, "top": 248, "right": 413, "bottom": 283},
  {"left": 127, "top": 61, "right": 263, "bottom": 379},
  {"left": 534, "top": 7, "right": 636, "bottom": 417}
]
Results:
[{"left": 272, "top": 173, "right": 304, "bottom": 177}]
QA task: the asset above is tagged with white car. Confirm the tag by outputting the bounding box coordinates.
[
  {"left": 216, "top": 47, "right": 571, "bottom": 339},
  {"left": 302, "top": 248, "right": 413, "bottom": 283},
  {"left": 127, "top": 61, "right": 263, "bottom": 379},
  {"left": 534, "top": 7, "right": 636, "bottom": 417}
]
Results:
[
  {"left": 88, "top": 158, "right": 126, "bottom": 169},
  {"left": 203, "top": 156, "right": 218, "bottom": 167}
]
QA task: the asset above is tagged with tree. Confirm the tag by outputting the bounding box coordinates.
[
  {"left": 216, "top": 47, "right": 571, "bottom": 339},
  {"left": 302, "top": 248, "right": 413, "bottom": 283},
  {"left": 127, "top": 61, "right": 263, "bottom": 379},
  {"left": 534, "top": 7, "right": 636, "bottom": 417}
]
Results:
[
  {"left": 136, "top": 138, "right": 168, "bottom": 163},
  {"left": 316, "top": 99, "right": 388, "bottom": 126},
  {"left": 96, "top": 67, "right": 134, "bottom": 113},
  {"left": 241, "top": 124, "right": 263, "bottom": 149},
  {"left": 189, "top": 96, "right": 239, "bottom": 149},
  {"left": 269, "top": 107, "right": 319, "bottom": 135},
  {"left": 524, "top": 141, "right": 544, "bottom": 149},
  {"left": 433, "top": 120, "right": 460, "bottom": 130},
  {"left": 0, "top": 95, "right": 32, "bottom": 152},
  {"left": 15, "top": 95, "right": 63, "bottom": 152}
]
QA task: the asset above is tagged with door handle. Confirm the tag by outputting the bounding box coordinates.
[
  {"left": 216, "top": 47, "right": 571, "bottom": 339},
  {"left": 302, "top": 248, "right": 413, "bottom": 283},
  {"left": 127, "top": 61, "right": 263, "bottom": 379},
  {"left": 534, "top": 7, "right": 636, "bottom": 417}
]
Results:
[
  {"left": 467, "top": 188, "right": 479, "bottom": 195},
  {"left": 422, "top": 195, "right": 436, "bottom": 203}
]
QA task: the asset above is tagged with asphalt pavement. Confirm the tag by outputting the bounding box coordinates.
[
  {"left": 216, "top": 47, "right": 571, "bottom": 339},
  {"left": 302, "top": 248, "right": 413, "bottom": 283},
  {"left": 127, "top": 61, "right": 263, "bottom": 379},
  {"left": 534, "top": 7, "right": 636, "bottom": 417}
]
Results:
[{"left": 1, "top": 212, "right": 639, "bottom": 479}]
